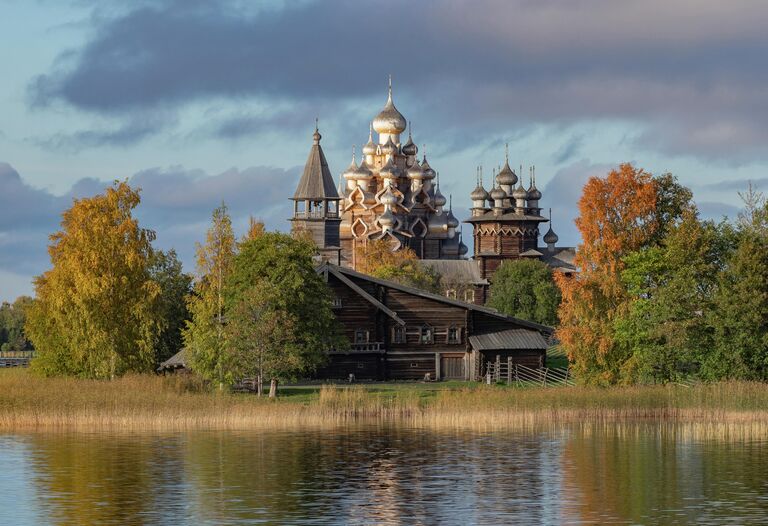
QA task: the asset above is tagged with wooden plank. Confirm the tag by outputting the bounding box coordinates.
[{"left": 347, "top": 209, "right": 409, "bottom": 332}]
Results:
[{"left": 327, "top": 266, "right": 405, "bottom": 326}]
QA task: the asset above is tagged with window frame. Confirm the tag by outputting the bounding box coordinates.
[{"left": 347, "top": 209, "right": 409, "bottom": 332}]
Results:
[
  {"left": 354, "top": 328, "right": 369, "bottom": 344},
  {"left": 420, "top": 324, "right": 434, "bottom": 345},
  {"left": 392, "top": 325, "right": 406, "bottom": 344}
]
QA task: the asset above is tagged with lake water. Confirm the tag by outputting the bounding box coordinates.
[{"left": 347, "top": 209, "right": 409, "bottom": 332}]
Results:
[{"left": 1, "top": 424, "right": 767, "bottom": 525}]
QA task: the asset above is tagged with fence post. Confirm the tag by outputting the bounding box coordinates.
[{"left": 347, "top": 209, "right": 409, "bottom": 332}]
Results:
[
  {"left": 495, "top": 355, "right": 501, "bottom": 383},
  {"left": 507, "top": 357, "right": 512, "bottom": 385},
  {"left": 542, "top": 368, "right": 548, "bottom": 387}
]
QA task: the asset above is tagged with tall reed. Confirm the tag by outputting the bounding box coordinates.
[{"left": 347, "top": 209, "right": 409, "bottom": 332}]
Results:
[{"left": 1, "top": 369, "right": 767, "bottom": 432}]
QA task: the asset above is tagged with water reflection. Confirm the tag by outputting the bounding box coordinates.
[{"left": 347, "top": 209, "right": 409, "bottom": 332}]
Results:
[{"left": 0, "top": 424, "right": 766, "bottom": 525}]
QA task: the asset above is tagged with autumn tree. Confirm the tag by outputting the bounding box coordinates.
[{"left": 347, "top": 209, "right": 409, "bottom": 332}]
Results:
[
  {"left": 488, "top": 259, "right": 560, "bottom": 326},
  {"left": 355, "top": 239, "right": 441, "bottom": 293},
  {"left": 224, "top": 232, "right": 345, "bottom": 396},
  {"left": 242, "top": 216, "right": 265, "bottom": 243},
  {"left": 555, "top": 164, "right": 659, "bottom": 384},
  {"left": 26, "top": 181, "right": 161, "bottom": 378},
  {"left": 183, "top": 204, "right": 235, "bottom": 388},
  {"left": 150, "top": 249, "right": 192, "bottom": 363}
]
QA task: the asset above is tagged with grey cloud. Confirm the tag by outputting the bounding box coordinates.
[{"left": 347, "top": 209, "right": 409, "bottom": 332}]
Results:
[
  {"left": 31, "top": 112, "right": 174, "bottom": 151},
  {"left": 540, "top": 159, "right": 615, "bottom": 247},
  {"left": 697, "top": 201, "right": 742, "bottom": 221},
  {"left": 28, "top": 0, "right": 768, "bottom": 159},
  {"left": 552, "top": 134, "right": 585, "bottom": 165},
  {"left": 0, "top": 161, "right": 298, "bottom": 294},
  {"left": 699, "top": 177, "right": 768, "bottom": 192}
]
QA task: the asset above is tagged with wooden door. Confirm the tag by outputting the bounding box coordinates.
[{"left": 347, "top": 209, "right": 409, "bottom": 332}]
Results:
[{"left": 441, "top": 356, "right": 465, "bottom": 380}]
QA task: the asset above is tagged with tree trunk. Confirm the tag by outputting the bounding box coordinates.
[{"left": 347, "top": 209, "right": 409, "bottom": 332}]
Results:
[
  {"left": 268, "top": 378, "right": 278, "bottom": 398},
  {"left": 257, "top": 374, "right": 263, "bottom": 397}
]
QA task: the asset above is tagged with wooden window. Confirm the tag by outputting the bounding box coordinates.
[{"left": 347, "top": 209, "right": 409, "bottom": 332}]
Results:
[
  {"left": 331, "top": 296, "right": 343, "bottom": 309},
  {"left": 447, "top": 326, "right": 461, "bottom": 344},
  {"left": 464, "top": 290, "right": 475, "bottom": 303},
  {"left": 410, "top": 362, "right": 418, "bottom": 368},
  {"left": 420, "top": 325, "right": 434, "bottom": 344},
  {"left": 354, "top": 328, "right": 369, "bottom": 344},
  {"left": 445, "top": 289, "right": 457, "bottom": 299},
  {"left": 357, "top": 362, "right": 365, "bottom": 369},
  {"left": 392, "top": 325, "right": 406, "bottom": 344}
]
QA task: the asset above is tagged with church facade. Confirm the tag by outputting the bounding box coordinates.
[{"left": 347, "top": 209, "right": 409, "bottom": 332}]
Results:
[{"left": 289, "top": 80, "right": 575, "bottom": 302}]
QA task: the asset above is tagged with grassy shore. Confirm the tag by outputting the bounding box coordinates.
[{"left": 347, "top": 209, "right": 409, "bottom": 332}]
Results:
[{"left": 1, "top": 368, "right": 768, "bottom": 432}]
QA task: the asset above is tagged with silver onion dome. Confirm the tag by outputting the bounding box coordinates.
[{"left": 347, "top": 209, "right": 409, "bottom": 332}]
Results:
[
  {"left": 421, "top": 157, "right": 436, "bottom": 179},
  {"left": 354, "top": 158, "right": 373, "bottom": 179},
  {"left": 381, "top": 136, "right": 398, "bottom": 156},
  {"left": 543, "top": 226, "right": 559, "bottom": 245},
  {"left": 459, "top": 241, "right": 469, "bottom": 256},
  {"left": 378, "top": 208, "right": 396, "bottom": 230},
  {"left": 402, "top": 125, "right": 418, "bottom": 156},
  {"left": 447, "top": 209, "right": 459, "bottom": 229},
  {"left": 470, "top": 183, "right": 489, "bottom": 201},
  {"left": 433, "top": 186, "right": 447, "bottom": 208},
  {"left": 343, "top": 152, "right": 358, "bottom": 180},
  {"left": 490, "top": 185, "right": 507, "bottom": 202},
  {"left": 362, "top": 124, "right": 377, "bottom": 156},
  {"left": 528, "top": 184, "right": 542, "bottom": 201},
  {"left": 379, "top": 186, "right": 399, "bottom": 207},
  {"left": 407, "top": 161, "right": 425, "bottom": 180},
  {"left": 379, "top": 157, "right": 400, "bottom": 179},
  {"left": 512, "top": 181, "right": 528, "bottom": 200},
  {"left": 497, "top": 162, "right": 517, "bottom": 187},
  {"left": 372, "top": 79, "right": 407, "bottom": 135}
]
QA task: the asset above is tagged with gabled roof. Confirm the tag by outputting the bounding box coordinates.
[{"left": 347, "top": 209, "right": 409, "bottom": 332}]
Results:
[
  {"left": 418, "top": 259, "right": 488, "bottom": 285},
  {"left": 470, "top": 329, "right": 548, "bottom": 351},
  {"left": 157, "top": 348, "right": 188, "bottom": 371},
  {"left": 318, "top": 263, "right": 553, "bottom": 336},
  {"left": 292, "top": 133, "right": 339, "bottom": 200}
]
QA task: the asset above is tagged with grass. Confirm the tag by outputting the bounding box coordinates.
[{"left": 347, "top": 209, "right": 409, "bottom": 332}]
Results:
[{"left": 1, "top": 368, "right": 768, "bottom": 432}]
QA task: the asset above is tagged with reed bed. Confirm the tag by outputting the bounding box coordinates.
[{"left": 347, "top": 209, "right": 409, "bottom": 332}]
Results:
[{"left": 1, "top": 369, "right": 767, "bottom": 433}]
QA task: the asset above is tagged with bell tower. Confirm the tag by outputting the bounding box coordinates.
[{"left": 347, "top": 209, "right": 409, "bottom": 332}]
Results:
[{"left": 290, "top": 123, "right": 342, "bottom": 265}]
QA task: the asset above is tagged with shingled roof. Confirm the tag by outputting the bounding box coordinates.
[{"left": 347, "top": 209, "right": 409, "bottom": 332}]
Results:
[{"left": 292, "top": 128, "right": 339, "bottom": 200}]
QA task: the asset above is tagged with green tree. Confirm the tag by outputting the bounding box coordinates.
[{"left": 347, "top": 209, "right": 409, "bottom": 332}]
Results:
[
  {"left": 183, "top": 204, "right": 235, "bottom": 388},
  {"left": 225, "top": 232, "right": 346, "bottom": 396},
  {"left": 150, "top": 249, "right": 192, "bottom": 364},
  {"left": 487, "top": 259, "right": 560, "bottom": 326},
  {"left": 614, "top": 210, "right": 729, "bottom": 383},
  {"left": 706, "top": 189, "right": 768, "bottom": 380},
  {"left": 224, "top": 282, "right": 299, "bottom": 396},
  {"left": 26, "top": 181, "right": 161, "bottom": 378},
  {"left": 0, "top": 296, "right": 34, "bottom": 353}
]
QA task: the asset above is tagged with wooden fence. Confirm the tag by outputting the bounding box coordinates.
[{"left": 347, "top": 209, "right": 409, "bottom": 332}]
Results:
[
  {"left": 0, "top": 351, "right": 35, "bottom": 368},
  {"left": 485, "top": 356, "right": 574, "bottom": 387}
]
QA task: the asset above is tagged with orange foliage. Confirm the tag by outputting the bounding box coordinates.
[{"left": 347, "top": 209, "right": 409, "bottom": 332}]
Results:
[
  {"left": 555, "top": 164, "right": 658, "bottom": 384},
  {"left": 355, "top": 239, "right": 418, "bottom": 275}
]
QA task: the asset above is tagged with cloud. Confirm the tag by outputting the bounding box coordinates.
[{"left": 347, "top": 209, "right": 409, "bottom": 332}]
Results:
[
  {"left": 31, "top": 112, "right": 174, "bottom": 151},
  {"left": 699, "top": 177, "right": 768, "bottom": 192},
  {"left": 540, "top": 159, "right": 615, "bottom": 247},
  {"left": 27, "top": 0, "right": 768, "bottom": 159},
  {"left": 0, "top": 161, "right": 299, "bottom": 301}
]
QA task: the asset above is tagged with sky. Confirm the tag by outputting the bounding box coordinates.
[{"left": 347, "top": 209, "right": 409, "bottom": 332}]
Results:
[{"left": 2, "top": 0, "right": 767, "bottom": 301}]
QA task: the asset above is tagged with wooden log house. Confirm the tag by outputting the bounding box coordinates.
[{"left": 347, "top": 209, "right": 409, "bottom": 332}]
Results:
[{"left": 316, "top": 263, "right": 551, "bottom": 381}]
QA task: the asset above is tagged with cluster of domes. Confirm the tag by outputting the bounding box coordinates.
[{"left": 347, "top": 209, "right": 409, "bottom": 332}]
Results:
[
  {"left": 469, "top": 146, "right": 545, "bottom": 217},
  {"left": 337, "top": 78, "right": 467, "bottom": 258}
]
